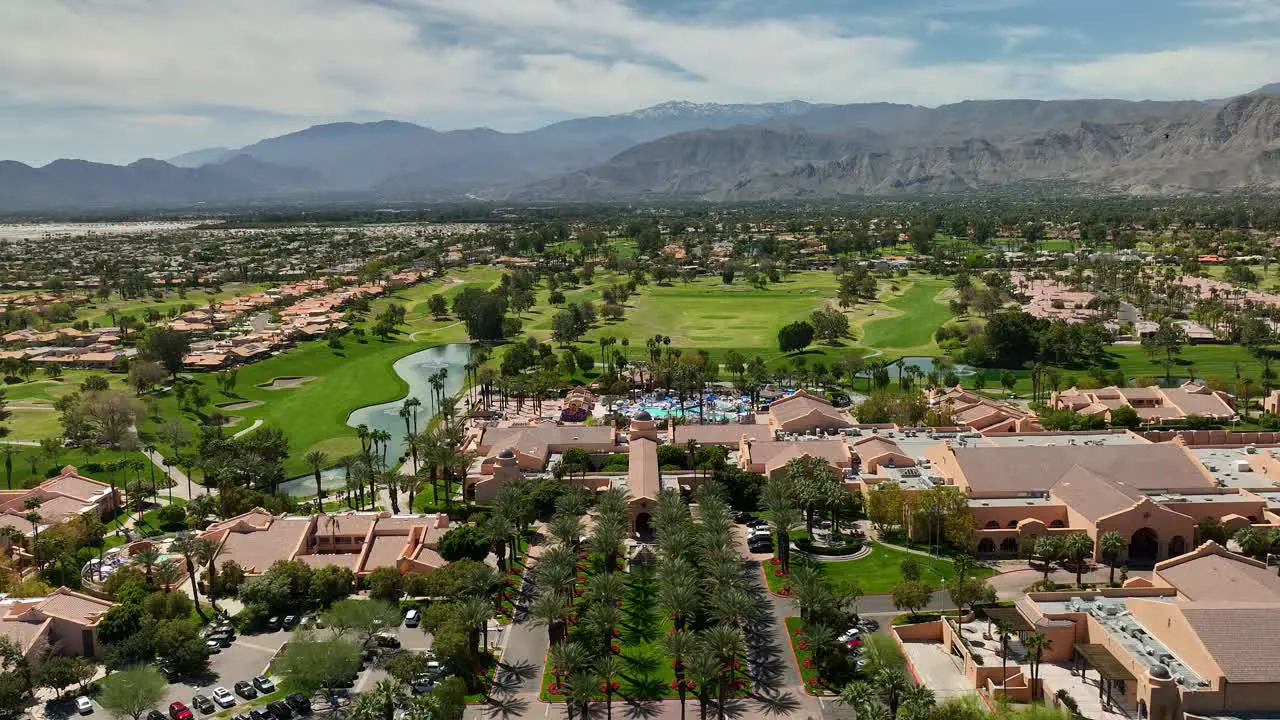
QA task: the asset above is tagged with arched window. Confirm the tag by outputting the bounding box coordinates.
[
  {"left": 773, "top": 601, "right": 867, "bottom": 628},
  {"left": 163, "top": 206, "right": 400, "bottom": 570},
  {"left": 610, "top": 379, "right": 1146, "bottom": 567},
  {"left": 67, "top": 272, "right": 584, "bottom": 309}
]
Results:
[
  {"left": 1000, "top": 538, "right": 1019, "bottom": 553},
  {"left": 1007, "top": 520, "right": 1018, "bottom": 528},
  {"left": 985, "top": 520, "right": 1000, "bottom": 529},
  {"left": 1050, "top": 520, "right": 1065, "bottom": 528},
  {"left": 978, "top": 538, "right": 996, "bottom": 553}
]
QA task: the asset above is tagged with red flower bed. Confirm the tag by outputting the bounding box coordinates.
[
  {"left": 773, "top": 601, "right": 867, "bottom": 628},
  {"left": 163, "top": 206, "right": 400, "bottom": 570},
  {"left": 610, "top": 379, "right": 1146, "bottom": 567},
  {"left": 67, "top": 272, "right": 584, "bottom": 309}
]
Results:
[
  {"left": 768, "top": 557, "right": 781, "bottom": 566},
  {"left": 507, "top": 565, "right": 521, "bottom": 575},
  {"left": 670, "top": 679, "right": 696, "bottom": 691},
  {"left": 598, "top": 681, "right": 619, "bottom": 693},
  {"left": 802, "top": 659, "right": 815, "bottom": 669},
  {"left": 610, "top": 644, "right": 621, "bottom": 655},
  {"left": 730, "top": 679, "right": 745, "bottom": 690},
  {"left": 548, "top": 682, "right": 563, "bottom": 694},
  {"left": 796, "top": 640, "right": 808, "bottom": 650},
  {"left": 773, "top": 568, "right": 785, "bottom": 577},
  {"left": 504, "top": 576, "right": 517, "bottom": 586},
  {"left": 611, "top": 628, "right": 621, "bottom": 637}
]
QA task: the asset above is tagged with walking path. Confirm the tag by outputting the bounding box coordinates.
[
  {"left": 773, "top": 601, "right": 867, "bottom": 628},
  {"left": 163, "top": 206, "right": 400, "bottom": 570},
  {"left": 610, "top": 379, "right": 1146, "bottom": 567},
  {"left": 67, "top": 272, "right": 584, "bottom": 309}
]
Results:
[
  {"left": 233, "top": 418, "right": 264, "bottom": 439},
  {"left": 142, "top": 447, "right": 197, "bottom": 501}
]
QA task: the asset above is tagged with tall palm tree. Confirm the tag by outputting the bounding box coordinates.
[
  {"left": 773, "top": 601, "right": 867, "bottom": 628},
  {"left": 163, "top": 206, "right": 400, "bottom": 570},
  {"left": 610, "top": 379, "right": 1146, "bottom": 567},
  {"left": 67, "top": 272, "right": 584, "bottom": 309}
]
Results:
[
  {"left": 874, "top": 667, "right": 910, "bottom": 718},
  {"left": 304, "top": 450, "right": 329, "bottom": 505},
  {"left": 684, "top": 645, "right": 721, "bottom": 720},
  {"left": 565, "top": 670, "right": 599, "bottom": 720},
  {"left": 994, "top": 619, "right": 1014, "bottom": 688},
  {"left": 133, "top": 545, "right": 162, "bottom": 584},
  {"left": 528, "top": 592, "right": 572, "bottom": 645},
  {"left": 153, "top": 559, "right": 183, "bottom": 592},
  {"left": 22, "top": 496, "right": 42, "bottom": 567},
  {"left": 172, "top": 535, "right": 215, "bottom": 617},
  {"left": 598, "top": 655, "right": 622, "bottom": 720},
  {"left": 700, "top": 626, "right": 745, "bottom": 719},
  {"left": 1024, "top": 632, "right": 1053, "bottom": 702},
  {"left": 837, "top": 681, "right": 876, "bottom": 716},
  {"left": 1099, "top": 531, "right": 1128, "bottom": 586}
]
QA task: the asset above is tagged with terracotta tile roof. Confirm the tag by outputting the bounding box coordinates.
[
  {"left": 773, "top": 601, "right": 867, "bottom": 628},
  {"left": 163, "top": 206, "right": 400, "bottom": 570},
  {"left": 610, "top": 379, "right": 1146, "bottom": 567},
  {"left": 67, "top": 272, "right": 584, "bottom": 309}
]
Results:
[
  {"left": 628, "top": 438, "right": 660, "bottom": 501},
  {"left": 1158, "top": 552, "right": 1280, "bottom": 603},
  {"left": 295, "top": 553, "right": 363, "bottom": 571},
  {"left": 363, "top": 535, "right": 411, "bottom": 570},
  {"left": 39, "top": 471, "right": 111, "bottom": 503},
  {"left": 951, "top": 444, "right": 1213, "bottom": 495},
  {"left": 1048, "top": 466, "right": 1145, "bottom": 521},
  {"left": 669, "top": 424, "right": 771, "bottom": 445},
  {"left": 1177, "top": 603, "right": 1280, "bottom": 683},
  {"left": 35, "top": 588, "right": 112, "bottom": 625}
]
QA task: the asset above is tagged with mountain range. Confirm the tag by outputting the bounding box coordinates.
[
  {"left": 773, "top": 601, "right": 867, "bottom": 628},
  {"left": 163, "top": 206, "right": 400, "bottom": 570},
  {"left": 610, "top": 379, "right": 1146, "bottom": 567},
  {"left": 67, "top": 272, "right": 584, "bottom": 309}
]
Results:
[{"left": 3, "top": 90, "right": 1280, "bottom": 212}]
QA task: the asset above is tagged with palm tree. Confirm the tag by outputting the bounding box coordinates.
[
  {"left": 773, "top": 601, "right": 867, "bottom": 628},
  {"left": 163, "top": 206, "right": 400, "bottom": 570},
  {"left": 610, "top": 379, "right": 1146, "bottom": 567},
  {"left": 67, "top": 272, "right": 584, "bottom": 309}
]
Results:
[
  {"left": 1099, "top": 531, "right": 1128, "bottom": 586},
  {"left": 838, "top": 681, "right": 876, "bottom": 716},
  {"left": 1062, "top": 533, "right": 1094, "bottom": 588},
  {"left": 659, "top": 574, "right": 701, "bottom": 631},
  {"left": 1024, "top": 632, "right": 1053, "bottom": 702},
  {"left": 700, "top": 625, "right": 745, "bottom": 718},
  {"left": 171, "top": 535, "right": 215, "bottom": 618},
  {"left": 898, "top": 685, "right": 936, "bottom": 720},
  {"left": 304, "top": 450, "right": 329, "bottom": 505},
  {"left": 598, "top": 655, "right": 622, "bottom": 720},
  {"left": 664, "top": 629, "right": 695, "bottom": 720},
  {"left": 565, "top": 670, "right": 599, "bottom": 720},
  {"left": 875, "top": 667, "right": 910, "bottom": 718},
  {"left": 23, "top": 497, "right": 42, "bottom": 567},
  {"left": 761, "top": 483, "right": 802, "bottom": 574},
  {"left": 134, "top": 545, "right": 162, "bottom": 584},
  {"left": 684, "top": 646, "right": 720, "bottom": 720},
  {"left": 153, "top": 559, "right": 183, "bottom": 592},
  {"left": 528, "top": 592, "right": 572, "bottom": 644},
  {"left": 994, "top": 619, "right": 1014, "bottom": 687}
]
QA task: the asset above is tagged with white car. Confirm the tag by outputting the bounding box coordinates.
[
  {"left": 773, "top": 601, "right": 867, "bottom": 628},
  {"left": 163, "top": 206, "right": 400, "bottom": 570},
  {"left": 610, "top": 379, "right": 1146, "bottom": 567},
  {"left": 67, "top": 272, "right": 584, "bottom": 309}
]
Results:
[
  {"left": 211, "top": 688, "right": 235, "bottom": 708},
  {"left": 75, "top": 696, "right": 94, "bottom": 715},
  {"left": 838, "top": 627, "right": 861, "bottom": 644}
]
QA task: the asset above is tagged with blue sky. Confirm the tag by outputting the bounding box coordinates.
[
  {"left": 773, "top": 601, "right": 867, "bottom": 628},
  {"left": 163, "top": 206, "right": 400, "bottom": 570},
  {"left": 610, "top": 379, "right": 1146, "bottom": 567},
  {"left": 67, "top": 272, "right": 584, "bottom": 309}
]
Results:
[{"left": 2, "top": 0, "right": 1279, "bottom": 164}]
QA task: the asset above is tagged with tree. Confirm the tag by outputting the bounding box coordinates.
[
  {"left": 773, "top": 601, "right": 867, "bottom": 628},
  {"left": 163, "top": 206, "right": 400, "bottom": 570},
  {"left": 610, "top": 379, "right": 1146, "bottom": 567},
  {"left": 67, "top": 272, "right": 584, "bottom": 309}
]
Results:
[
  {"left": 1024, "top": 632, "right": 1053, "bottom": 702},
  {"left": 366, "top": 566, "right": 404, "bottom": 602},
  {"left": 324, "top": 599, "right": 403, "bottom": 649},
  {"left": 311, "top": 564, "right": 357, "bottom": 606},
  {"left": 139, "top": 328, "right": 191, "bottom": 378},
  {"left": 1098, "top": 531, "right": 1128, "bottom": 586},
  {"left": 1034, "top": 535, "right": 1064, "bottom": 585},
  {"left": 1109, "top": 405, "right": 1140, "bottom": 429},
  {"left": 305, "top": 450, "right": 329, "bottom": 501},
  {"left": 0, "top": 445, "right": 17, "bottom": 490},
  {"left": 777, "top": 321, "right": 814, "bottom": 354},
  {"left": 427, "top": 294, "right": 449, "bottom": 319},
  {"left": 891, "top": 580, "right": 931, "bottom": 616},
  {"left": 1061, "top": 533, "right": 1094, "bottom": 588},
  {"left": 128, "top": 361, "right": 167, "bottom": 396},
  {"left": 275, "top": 633, "right": 362, "bottom": 699},
  {"left": 36, "top": 655, "right": 93, "bottom": 698},
  {"left": 437, "top": 525, "right": 490, "bottom": 562},
  {"left": 98, "top": 666, "right": 167, "bottom": 720},
  {"left": 1143, "top": 320, "right": 1187, "bottom": 385}
]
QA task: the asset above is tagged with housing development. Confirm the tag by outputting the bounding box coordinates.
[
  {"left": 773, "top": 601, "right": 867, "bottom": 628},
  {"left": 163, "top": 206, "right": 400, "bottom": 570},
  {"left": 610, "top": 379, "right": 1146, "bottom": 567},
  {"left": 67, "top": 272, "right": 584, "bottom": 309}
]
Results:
[{"left": 9, "top": 197, "right": 1280, "bottom": 720}]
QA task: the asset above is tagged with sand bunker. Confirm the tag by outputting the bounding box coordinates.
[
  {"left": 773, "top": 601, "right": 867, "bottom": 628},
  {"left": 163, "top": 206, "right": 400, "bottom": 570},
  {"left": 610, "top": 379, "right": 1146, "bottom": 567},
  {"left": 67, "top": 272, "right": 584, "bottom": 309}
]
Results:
[
  {"left": 214, "top": 415, "right": 244, "bottom": 427},
  {"left": 216, "top": 400, "right": 263, "bottom": 411},
  {"left": 256, "top": 376, "right": 317, "bottom": 390}
]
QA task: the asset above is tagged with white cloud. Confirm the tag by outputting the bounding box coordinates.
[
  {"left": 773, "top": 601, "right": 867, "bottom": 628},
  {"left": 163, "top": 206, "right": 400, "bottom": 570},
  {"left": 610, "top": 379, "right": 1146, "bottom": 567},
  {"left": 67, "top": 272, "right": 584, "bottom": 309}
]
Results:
[
  {"left": 1054, "top": 42, "right": 1280, "bottom": 99},
  {"left": 1189, "top": 0, "right": 1280, "bottom": 25},
  {"left": 3, "top": 0, "right": 1280, "bottom": 163},
  {"left": 993, "top": 25, "right": 1050, "bottom": 53}
]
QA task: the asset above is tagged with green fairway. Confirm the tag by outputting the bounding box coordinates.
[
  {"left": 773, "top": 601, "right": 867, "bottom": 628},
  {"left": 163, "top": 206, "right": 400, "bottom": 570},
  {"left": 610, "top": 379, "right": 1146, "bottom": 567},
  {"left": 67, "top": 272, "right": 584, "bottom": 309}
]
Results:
[
  {"left": 5, "top": 407, "right": 62, "bottom": 442},
  {"left": 860, "top": 278, "right": 952, "bottom": 356},
  {"left": 138, "top": 268, "right": 502, "bottom": 476}
]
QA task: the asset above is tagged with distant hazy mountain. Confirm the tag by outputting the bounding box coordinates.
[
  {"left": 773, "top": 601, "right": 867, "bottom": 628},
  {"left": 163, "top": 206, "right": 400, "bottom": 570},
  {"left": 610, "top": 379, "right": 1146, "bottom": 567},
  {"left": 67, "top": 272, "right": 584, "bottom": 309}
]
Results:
[
  {"left": 514, "top": 95, "right": 1280, "bottom": 200},
  {"left": 2, "top": 92, "right": 1279, "bottom": 211},
  {"left": 167, "top": 147, "right": 234, "bottom": 168}
]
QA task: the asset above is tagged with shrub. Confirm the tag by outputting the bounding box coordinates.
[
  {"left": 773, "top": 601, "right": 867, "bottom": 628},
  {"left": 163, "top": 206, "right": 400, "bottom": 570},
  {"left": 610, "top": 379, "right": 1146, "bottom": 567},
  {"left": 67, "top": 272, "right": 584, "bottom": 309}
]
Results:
[
  {"left": 795, "top": 538, "right": 863, "bottom": 556},
  {"left": 438, "top": 525, "right": 490, "bottom": 562}
]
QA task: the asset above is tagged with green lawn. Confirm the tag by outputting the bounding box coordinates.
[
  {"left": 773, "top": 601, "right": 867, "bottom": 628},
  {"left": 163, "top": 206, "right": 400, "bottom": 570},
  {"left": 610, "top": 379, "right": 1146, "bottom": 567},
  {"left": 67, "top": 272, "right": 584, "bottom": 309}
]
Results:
[
  {"left": 139, "top": 269, "right": 502, "bottom": 477},
  {"left": 859, "top": 278, "right": 953, "bottom": 356},
  {"left": 4, "top": 407, "right": 62, "bottom": 442},
  {"left": 766, "top": 542, "right": 993, "bottom": 596},
  {"left": 0, "top": 444, "right": 152, "bottom": 491}
]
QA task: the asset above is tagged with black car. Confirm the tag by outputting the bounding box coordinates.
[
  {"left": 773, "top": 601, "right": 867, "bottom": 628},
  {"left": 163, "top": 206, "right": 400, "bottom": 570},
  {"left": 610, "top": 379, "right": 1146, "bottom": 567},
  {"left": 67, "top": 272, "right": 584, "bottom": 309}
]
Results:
[
  {"left": 234, "top": 682, "right": 257, "bottom": 699},
  {"left": 232, "top": 714, "right": 251, "bottom": 720},
  {"left": 249, "top": 709, "right": 272, "bottom": 720},
  {"left": 410, "top": 675, "right": 434, "bottom": 695},
  {"left": 285, "top": 694, "right": 311, "bottom": 714},
  {"left": 282, "top": 615, "right": 298, "bottom": 629},
  {"left": 267, "top": 701, "right": 293, "bottom": 720},
  {"left": 266, "top": 617, "right": 282, "bottom": 632},
  {"left": 374, "top": 634, "right": 401, "bottom": 649},
  {"left": 147, "top": 711, "right": 166, "bottom": 720},
  {"left": 192, "top": 696, "right": 215, "bottom": 715}
]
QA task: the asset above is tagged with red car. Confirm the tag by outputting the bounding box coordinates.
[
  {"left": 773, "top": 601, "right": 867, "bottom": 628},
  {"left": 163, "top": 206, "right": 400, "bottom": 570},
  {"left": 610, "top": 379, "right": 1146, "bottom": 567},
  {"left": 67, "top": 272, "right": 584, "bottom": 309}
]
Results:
[{"left": 169, "top": 702, "right": 194, "bottom": 720}]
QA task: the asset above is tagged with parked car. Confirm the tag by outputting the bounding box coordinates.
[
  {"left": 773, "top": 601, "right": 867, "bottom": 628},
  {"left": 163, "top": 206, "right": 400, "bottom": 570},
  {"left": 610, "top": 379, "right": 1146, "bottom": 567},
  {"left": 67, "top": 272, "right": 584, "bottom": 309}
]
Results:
[
  {"left": 411, "top": 675, "right": 434, "bottom": 694},
  {"left": 234, "top": 681, "right": 258, "bottom": 699},
  {"left": 169, "top": 702, "right": 193, "bottom": 720},
  {"left": 205, "top": 640, "right": 222, "bottom": 653},
  {"left": 266, "top": 617, "right": 282, "bottom": 632},
  {"left": 860, "top": 618, "right": 880, "bottom": 632},
  {"left": 75, "top": 697, "right": 94, "bottom": 715},
  {"left": 425, "top": 660, "right": 441, "bottom": 677},
  {"left": 212, "top": 688, "right": 235, "bottom": 709},
  {"left": 283, "top": 615, "right": 298, "bottom": 629},
  {"left": 403, "top": 608, "right": 420, "bottom": 628},
  {"left": 375, "top": 633, "right": 401, "bottom": 648},
  {"left": 267, "top": 701, "right": 293, "bottom": 720},
  {"left": 232, "top": 714, "right": 252, "bottom": 720},
  {"left": 285, "top": 694, "right": 311, "bottom": 713},
  {"left": 249, "top": 709, "right": 272, "bottom": 720},
  {"left": 838, "top": 627, "right": 861, "bottom": 644},
  {"left": 147, "top": 710, "right": 166, "bottom": 720},
  {"left": 192, "top": 695, "right": 215, "bottom": 714},
  {"left": 253, "top": 676, "right": 277, "bottom": 694}
]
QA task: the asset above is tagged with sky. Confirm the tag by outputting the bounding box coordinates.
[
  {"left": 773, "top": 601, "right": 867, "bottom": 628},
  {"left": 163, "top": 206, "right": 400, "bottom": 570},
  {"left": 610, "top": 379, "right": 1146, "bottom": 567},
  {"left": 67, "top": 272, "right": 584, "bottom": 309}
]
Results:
[{"left": 2, "top": 0, "right": 1280, "bottom": 165}]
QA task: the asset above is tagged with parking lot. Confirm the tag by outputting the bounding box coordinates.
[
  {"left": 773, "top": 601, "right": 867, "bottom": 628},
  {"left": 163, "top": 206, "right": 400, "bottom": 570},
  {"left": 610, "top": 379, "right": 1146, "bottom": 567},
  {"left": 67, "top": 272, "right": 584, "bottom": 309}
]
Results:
[{"left": 152, "top": 620, "right": 436, "bottom": 718}]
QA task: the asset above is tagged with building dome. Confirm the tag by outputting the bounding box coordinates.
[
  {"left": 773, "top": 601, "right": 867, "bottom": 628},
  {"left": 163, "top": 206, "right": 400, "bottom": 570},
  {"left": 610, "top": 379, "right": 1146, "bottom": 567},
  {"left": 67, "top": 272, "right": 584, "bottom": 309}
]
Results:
[
  {"left": 634, "top": 410, "right": 652, "bottom": 422},
  {"left": 1150, "top": 665, "right": 1171, "bottom": 679},
  {"left": 497, "top": 447, "right": 516, "bottom": 459}
]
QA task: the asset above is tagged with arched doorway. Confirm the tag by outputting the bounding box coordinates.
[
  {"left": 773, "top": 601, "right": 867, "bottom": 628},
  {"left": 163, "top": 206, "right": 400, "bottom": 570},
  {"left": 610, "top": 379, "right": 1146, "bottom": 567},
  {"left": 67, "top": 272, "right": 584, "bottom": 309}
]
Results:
[
  {"left": 978, "top": 538, "right": 996, "bottom": 553},
  {"left": 1130, "top": 528, "right": 1159, "bottom": 567},
  {"left": 635, "top": 513, "right": 653, "bottom": 539},
  {"left": 1137, "top": 700, "right": 1148, "bottom": 720},
  {"left": 1000, "top": 538, "right": 1019, "bottom": 554},
  {"left": 1168, "top": 535, "right": 1187, "bottom": 558}
]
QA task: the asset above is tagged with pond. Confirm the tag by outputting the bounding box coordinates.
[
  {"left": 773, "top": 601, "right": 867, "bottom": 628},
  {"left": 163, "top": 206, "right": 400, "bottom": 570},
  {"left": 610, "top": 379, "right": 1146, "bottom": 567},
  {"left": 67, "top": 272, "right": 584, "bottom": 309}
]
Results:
[
  {"left": 279, "top": 343, "right": 471, "bottom": 496},
  {"left": 859, "top": 355, "right": 977, "bottom": 379}
]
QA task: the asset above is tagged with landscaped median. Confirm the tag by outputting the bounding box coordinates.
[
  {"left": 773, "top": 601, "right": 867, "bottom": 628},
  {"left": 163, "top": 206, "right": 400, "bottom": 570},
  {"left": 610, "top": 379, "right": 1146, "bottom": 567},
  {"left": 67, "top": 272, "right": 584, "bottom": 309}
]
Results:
[{"left": 763, "top": 541, "right": 995, "bottom": 596}]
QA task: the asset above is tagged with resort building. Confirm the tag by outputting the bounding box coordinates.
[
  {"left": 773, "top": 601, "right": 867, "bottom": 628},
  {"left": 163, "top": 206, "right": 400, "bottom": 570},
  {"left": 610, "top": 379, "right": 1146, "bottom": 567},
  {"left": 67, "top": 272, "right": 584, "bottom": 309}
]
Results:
[
  {"left": 0, "top": 465, "right": 122, "bottom": 542},
  {"left": 197, "top": 509, "right": 452, "bottom": 576},
  {"left": 766, "top": 390, "right": 853, "bottom": 434},
  {"left": 933, "top": 386, "right": 1043, "bottom": 433},
  {"left": 0, "top": 587, "right": 115, "bottom": 660},
  {"left": 1052, "top": 383, "right": 1237, "bottom": 425},
  {"left": 895, "top": 541, "right": 1280, "bottom": 720}
]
